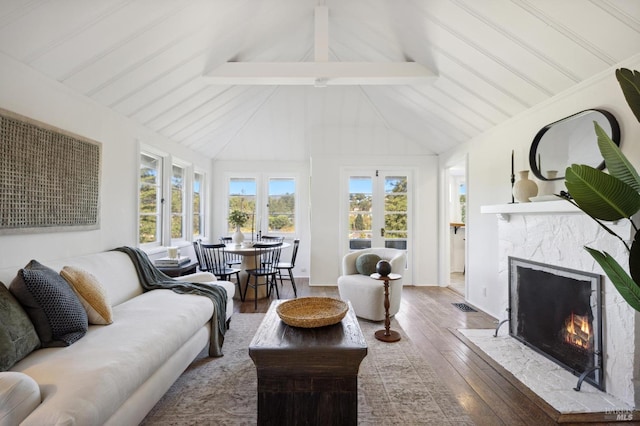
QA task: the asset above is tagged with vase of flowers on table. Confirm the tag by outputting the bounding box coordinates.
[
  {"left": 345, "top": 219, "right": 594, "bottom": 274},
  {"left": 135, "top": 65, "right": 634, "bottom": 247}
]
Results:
[{"left": 228, "top": 210, "right": 250, "bottom": 246}]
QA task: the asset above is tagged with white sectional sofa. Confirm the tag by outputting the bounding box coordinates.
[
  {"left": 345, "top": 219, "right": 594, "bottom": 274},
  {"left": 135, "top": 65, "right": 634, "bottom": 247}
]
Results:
[{"left": 0, "top": 250, "right": 234, "bottom": 426}]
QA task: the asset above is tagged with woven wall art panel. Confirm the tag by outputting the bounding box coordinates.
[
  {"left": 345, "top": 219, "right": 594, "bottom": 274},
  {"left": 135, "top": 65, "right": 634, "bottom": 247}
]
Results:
[{"left": 0, "top": 109, "right": 101, "bottom": 234}]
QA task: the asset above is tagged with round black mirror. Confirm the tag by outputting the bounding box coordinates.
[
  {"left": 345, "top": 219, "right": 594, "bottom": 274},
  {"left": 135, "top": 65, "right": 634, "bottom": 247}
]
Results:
[{"left": 529, "top": 109, "right": 620, "bottom": 181}]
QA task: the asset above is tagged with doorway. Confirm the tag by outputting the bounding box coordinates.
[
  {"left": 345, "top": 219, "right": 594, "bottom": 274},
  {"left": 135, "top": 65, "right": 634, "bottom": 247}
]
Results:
[
  {"left": 447, "top": 162, "right": 466, "bottom": 295},
  {"left": 343, "top": 169, "right": 412, "bottom": 283}
]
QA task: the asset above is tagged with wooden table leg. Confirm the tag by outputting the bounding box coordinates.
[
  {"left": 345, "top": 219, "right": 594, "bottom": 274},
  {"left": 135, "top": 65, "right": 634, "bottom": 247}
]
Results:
[{"left": 375, "top": 277, "right": 401, "bottom": 342}]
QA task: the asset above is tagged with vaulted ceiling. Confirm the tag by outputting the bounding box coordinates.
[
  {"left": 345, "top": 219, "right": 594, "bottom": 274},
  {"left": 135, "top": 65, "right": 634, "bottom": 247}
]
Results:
[{"left": 0, "top": 0, "right": 639, "bottom": 158}]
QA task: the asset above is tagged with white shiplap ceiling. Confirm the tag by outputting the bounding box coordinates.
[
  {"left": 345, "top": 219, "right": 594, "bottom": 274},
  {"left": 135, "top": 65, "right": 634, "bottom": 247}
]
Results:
[{"left": 0, "top": 0, "right": 639, "bottom": 158}]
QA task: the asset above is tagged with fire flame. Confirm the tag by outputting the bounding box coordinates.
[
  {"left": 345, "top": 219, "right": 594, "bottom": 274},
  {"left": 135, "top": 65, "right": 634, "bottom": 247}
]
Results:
[{"left": 563, "top": 312, "right": 593, "bottom": 350}]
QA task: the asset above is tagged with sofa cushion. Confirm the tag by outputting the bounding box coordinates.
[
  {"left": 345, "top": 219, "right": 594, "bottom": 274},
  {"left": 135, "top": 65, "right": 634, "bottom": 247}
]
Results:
[
  {"left": 60, "top": 266, "right": 113, "bottom": 325},
  {"left": 355, "top": 253, "right": 381, "bottom": 275},
  {"left": 0, "top": 284, "right": 40, "bottom": 371},
  {"left": 0, "top": 372, "right": 41, "bottom": 425},
  {"left": 10, "top": 260, "right": 88, "bottom": 347}
]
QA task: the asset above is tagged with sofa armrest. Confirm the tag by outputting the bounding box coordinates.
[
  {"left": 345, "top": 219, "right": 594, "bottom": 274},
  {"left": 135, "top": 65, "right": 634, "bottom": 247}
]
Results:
[
  {"left": 341, "top": 249, "right": 406, "bottom": 278},
  {"left": 175, "top": 272, "right": 217, "bottom": 283},
  {"left": 389, "top": 252, "right": 407, "bottom": 275},
  {"left": 341, "top": 251, "right": 362, "bottom": 275},
  {"left": 0, "top": 372, "right": 41, "bottom": 425}
]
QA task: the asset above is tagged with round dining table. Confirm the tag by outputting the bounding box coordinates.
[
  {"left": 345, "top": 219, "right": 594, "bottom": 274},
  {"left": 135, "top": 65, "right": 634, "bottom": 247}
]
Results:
[{"left": 224, "top": 242, "right": 290, "bottom": 301}]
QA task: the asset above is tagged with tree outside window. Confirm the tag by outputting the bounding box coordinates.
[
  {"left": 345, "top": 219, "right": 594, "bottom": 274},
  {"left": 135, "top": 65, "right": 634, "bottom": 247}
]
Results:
[
  {"left": 228, "top": 178, "right": 256, "bottom": 233},
  {"left": 268, "top": 178, "right": 295, "bottom": 233},
  {"left": 171, "top": 165, "right": 185, "bottom": 240},
  {"left": 193, "top": 172, "right": 204, "bottom": 238},
  {"left": 349, "top": 177, "right": 372, "bottom": 240},
  {"left": 384, "top": 176, "right": 408, "bottom": 239},
  {"left": 228, "top": 176, "right": 297, "bottom": 236},
  {"left": 139, "top": 153, "right": 162, "bottom": 244}
]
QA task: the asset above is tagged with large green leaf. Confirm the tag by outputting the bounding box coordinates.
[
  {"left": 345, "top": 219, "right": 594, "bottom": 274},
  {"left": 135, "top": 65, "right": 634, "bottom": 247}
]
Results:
[
  {"left": 595, "top": 122, "right": 640, "bottom": 192},
  {"left": 616, "top": 68, "right": 640, "bottom": 123},
  {"left": 565, "top": 164, "right": 640, "bottom": 221},
  {"left": 585, "top": 247, "right": 640, "bottom": 312}
]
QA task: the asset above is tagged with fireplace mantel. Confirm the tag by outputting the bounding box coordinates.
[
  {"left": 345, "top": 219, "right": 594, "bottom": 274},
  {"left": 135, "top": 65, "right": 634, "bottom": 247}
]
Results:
[{"left": 481, "top": 200, "right": 580, "bottom": 221}]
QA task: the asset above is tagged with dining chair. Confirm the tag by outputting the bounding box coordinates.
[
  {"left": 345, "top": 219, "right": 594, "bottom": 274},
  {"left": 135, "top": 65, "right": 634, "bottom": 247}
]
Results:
[
  {"left": 192, "top": 239, "right": 209, "bottom": 272},
  {"left": 259, "top": 235, "right": 284, "bottom": 243},
  {"left": 275, "top": 239, "right": 299, "bottom": 298},
  {"left": 243, "top": 243, "right": 283, "bottom": 309},
  {"left": 200, "top": 243, "right": 244, "bottom": 301},
  {"left": 219, "top": 236, "right": 242, "bottom": 267}
]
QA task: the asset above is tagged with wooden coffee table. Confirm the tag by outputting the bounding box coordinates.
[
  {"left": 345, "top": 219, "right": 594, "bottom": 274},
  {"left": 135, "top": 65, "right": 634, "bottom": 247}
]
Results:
[{"left": 249, "top": 300, "right": 368, "bottom": 425}]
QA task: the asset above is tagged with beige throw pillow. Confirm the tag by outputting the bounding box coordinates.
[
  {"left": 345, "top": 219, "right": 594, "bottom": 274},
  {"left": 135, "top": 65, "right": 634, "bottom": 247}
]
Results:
[{"left": 60, "top": 266, "right": 113, "bottom": 325}]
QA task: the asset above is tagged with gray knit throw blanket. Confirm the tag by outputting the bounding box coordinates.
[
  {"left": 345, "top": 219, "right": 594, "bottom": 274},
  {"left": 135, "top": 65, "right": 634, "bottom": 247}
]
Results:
[{"left": 114, "top": 246, "right": 228, "bottom": 357}]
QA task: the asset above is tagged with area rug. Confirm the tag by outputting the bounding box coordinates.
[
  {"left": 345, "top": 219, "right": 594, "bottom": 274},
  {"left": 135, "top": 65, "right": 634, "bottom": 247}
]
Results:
[{"left": 141, "top": 314, "right": 473, "bottom": 425}]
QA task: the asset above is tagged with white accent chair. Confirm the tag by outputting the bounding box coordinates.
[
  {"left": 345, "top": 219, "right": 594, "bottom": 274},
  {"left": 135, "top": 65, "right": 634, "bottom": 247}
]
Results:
[{"left": 337, "top": 248, "right": 406, "bottom": 321}]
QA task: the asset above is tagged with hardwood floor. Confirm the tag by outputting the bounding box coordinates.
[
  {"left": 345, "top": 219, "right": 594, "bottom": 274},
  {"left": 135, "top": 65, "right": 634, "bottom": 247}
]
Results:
[
  {"left": 234, "top": 279, "right": 633, "bottom": 425},
  {"left": 449, "top": 271, "right": 465, "bottom": 295}
]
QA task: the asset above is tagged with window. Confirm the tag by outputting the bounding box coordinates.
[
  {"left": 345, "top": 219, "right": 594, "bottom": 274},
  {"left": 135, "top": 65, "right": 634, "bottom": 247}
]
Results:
[
  {"left": 349, "top": 177, "right": 372, "bottom": 248},
  {"left": 346, "top": 171, "right": 409, "bottom": 250},
  {"left": 384, "top": 175, "right": 408, "bottom": 243},
  {"left": 139, "top": 149, "right": 206, "bottom": 247},
  {"left": 227, "top": 175, "right": 297, "bottom": 236},
  {"left": 228, "top": 178, "right": 256, "bottom": 233},
  {"left": 193, "top": 172, "right": 204, "bottom": 238},
  {"left": 139, "top": 153, "right": 162, "bottom": 245},
  {"left": 268, "top": 178, "right": 295, "bottom": 233},
  {"left": 171, "top": 165, "right": 185, "bottom": 240}
]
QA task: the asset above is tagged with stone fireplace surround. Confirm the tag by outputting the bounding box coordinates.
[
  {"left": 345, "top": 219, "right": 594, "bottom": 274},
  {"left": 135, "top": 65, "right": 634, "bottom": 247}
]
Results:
[{"left": 478, "top": 200, "right": 639, "bottom": 410}]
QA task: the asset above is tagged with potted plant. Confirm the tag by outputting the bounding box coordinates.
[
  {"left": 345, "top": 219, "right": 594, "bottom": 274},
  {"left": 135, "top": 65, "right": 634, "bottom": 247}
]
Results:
[
  {"left": 228, "top": 210, "right": 250, "bottom": 245},
  {"left": 562, "top": 68, "right": 640, "bottom": 311}
]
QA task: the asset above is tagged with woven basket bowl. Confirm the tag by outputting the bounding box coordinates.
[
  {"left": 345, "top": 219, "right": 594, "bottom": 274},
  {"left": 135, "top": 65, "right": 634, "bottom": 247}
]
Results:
[{"left": 276, "top": 297, "right": 348, "bottom": 328}]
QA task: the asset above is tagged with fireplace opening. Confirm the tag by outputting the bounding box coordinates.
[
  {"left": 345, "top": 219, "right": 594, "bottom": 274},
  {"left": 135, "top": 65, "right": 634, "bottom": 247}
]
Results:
[{"left": 508, "top": 257, "right": 603, "bottom": 390}]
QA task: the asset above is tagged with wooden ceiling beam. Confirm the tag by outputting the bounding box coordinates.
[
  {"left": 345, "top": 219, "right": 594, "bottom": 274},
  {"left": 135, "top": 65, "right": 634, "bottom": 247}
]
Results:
[
  {"left": 315, "top": 5, "right": 329, "bottom": 62},
  {"left": 203, "top": 4, "right": 436, "bottom": 86},
  {"left": 203, "top": 61, "right": 436, "bottom": 86}
]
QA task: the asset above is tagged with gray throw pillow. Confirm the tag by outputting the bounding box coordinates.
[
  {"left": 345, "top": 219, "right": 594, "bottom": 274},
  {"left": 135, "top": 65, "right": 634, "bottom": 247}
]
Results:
[
  {"left": 0, "top": 284, "right": 40, "bottom": 371},
  {"left": 10, "top": 260, "right": 88, "bottom": 348},
  {"left": 355, "top": 253, "right": 381, "bottom": 275}
]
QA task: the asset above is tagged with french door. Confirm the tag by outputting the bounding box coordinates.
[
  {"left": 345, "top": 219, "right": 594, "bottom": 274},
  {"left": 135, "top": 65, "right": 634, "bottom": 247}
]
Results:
[{"left": 344, "top": 169, "right": 411, "bottom": 281}]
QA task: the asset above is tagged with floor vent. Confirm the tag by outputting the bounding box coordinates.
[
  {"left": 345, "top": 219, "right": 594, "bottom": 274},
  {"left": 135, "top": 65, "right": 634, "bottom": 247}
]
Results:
[{"left": 452, "top": 303, "right": 477, "bottom": 313}]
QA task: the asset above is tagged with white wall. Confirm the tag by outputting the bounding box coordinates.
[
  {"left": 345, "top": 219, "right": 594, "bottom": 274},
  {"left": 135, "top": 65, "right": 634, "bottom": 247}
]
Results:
[
  {"left": 439, "top": 56, "right": 640, "bottom": 318},
  {"left": 310, "top": 152, "right": 439, "bottom": 286},
  {"left": 213, "top": 84, "right": 440, "bottom": 286},
  {"left": 212, "top": 140, "right": 438, "bottom": 286},
  {"left": 0, "top": 53, "right": 212, "bottom": 274},
  {"left": 308, "top": 122, "right": 439, "bottom": 287}
]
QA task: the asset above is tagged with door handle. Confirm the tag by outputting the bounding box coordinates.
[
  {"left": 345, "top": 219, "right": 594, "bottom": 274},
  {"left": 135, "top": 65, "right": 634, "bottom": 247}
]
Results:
[{"left": 380, "top": 228, "right": 385, "bottom": 237}]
